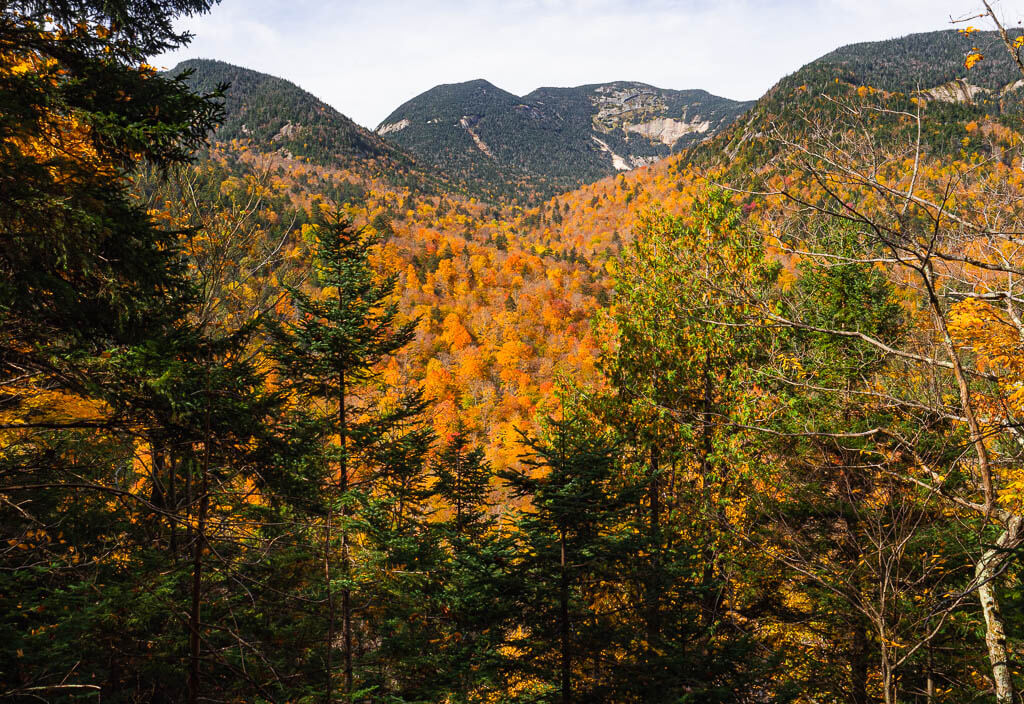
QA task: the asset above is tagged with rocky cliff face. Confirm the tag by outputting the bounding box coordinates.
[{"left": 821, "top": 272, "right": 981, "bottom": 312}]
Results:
[
  {"left": 919, "top": 79, "right": 986, "bottom": 104},
  {"left": 914, "top": 76, "right": 1024, "bottom": 108},
  {"left": 591, "top": 84, "right": 668, "bottom": 130},
  {"left": 624, "top": 116, "right": 710, "bottom": 145},
  {"left": 591, "top": 85, "right": 714, "bottom": 147}
]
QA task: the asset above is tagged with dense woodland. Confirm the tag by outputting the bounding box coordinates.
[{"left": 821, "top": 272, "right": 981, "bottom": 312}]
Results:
[{"left": 4, "top": 1, "right": 1024, "bottom": 703}]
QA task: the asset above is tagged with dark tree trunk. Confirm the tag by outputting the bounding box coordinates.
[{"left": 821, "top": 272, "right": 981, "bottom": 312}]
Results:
[
  {"left": 188, "top": 396, "right": 212, "bottom": 704},
  {"left": 325, "top": 508, "right": 334, "bottom": 704},
  {"left": 339, "top": 371, "right": 353, "bottom": 697},
  {"left": 698, "top": 370, "right": 720, "bottom": 630},
  {"left": 560, "top": 527, "right": 571, "bottom": 704},
  {"left": 168, "top": 453, "right": 178, "bottom": 559},
  {"left": 849, "top": 618, "right": 869, "bottom": 704},
  {"left": 647, "top": 445, "right": 662, "bottom": 645}
]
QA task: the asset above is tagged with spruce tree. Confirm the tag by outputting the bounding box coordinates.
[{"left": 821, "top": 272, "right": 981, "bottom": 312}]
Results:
[
  {"left": 500, "top": 414, "right": 637, "bottom": 704},
  {"left": 274, "top": 214, "right": 416, "bottom": 701},
  {"left": 0, "top": 2, "right": 336, "bottom": 700},
  {"left": 0, "top": 3, "right": 270, "bottom": 701},
  {"left": 429, "top": 426, "right": 518, "bottom": 703},
  {"left": 434, "top": 422, "right": 492, "bottom": 538},
  {"left": 357, "top": 391, "right": 440, "bottom": 701}
]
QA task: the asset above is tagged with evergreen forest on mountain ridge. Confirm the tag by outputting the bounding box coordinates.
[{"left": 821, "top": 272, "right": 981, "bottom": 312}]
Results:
[{"left": 5, "top": 2, "right": 1024, "bottom": 702}]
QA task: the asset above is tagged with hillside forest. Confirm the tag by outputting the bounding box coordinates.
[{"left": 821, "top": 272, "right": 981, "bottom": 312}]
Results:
[{"left": 5, "top": 1, "right": 1024, "bottom": 703}]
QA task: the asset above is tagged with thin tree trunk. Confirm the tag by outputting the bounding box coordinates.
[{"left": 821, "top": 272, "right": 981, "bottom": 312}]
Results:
[
  {"left": 168, "top": 454, "right": 178, "bottom": 559},
  {"left": 151, "top": 446, "right": 166, "bottom": 510},
  {"left": 667, "top": 458, "right": 677, "bottom": 551},
  {"left": 188, "top": 388, "right": 212, "bottom": 704},
  {"left": 560, "top": 527, "right": 570, "bottom": 704},
  {"left": 882, "top": 662, "right": 894, "bottom": 704},
  {"left": 976, "top": 517, "right": 1021, "bottom": 704},
  {"left": 187, "top": 471, "right": 208, "bottom": 704},
  {"left": 843, "top": 481, "right": 869, "bottom": 704},
  {"left": 342, "top": 575, "right": 352, "bottom": 696},
  {"left": 924, "top": 276, "right": 995, "bottom": 515},
  {"left": 698, "top": 369, "right": 720, "bottom": 630},
  {"left": 339, "top": 371, "right": 353, "bottom": 697},
  {"left": 926, "top": 642, "right": 935, "bottom": 704},
  {"left": 647, "top": 446, "right": 661, "bottom": 646},
  {"left": 879, "top": 636, "right": 895, "bottom": 704},
  {"left": 325, "top": 509, "right": 334, "bottom": 704},
  {"left": 185, "top": 461, "right": 193, "bottom": 549}
]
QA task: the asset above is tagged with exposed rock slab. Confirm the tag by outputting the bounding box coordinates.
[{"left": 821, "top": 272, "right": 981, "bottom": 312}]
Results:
[{"left": 377, "top": 118, "right": 411, "bottom": 135}]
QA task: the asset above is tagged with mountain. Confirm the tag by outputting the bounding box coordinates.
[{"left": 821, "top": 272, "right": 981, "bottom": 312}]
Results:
[
  {"left": 811, "top": 28, "right": 1024, "bottom": 96},
  {"left": 484, "top": 28, "right": 1024, "bottom": 267},
  {"left": 375, "top": 79, "right": 753, "bottom": 198},
  {"left": 172, "top": 29, "right": 1023, "bottom": 207},
  {"left": 172, "top": 59, "right": 399, "bottom": 167},
  {"left": 697, "top": 28, "right": 1024, "bottom": 181},
  {"left": 168, "top": 58, "right": 461, "bottom": 200}
]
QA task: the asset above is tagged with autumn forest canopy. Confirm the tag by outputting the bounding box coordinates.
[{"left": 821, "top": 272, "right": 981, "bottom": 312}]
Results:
[{"left": 7, "top": 1, "right": 1024, "bottom": 702}]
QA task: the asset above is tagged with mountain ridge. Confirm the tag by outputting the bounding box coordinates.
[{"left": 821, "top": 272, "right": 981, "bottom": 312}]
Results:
[
  {"left": 375, "top": 77, "right": 754, "bottom": 198},
  {"left": 172, "top": 58, "right": 397, "bottom": 165},
  {"left": 171, "top": 28, "right": 1024, "bottom": 206}
]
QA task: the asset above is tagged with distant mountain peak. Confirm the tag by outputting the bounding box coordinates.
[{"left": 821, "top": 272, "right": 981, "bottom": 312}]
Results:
[
  {"left": 375, "top": 78, "right": 753, "bottom": 197},
  {"left": 808, "top": 28, "right": 1024, "bottom": 94},
  {"left": 171, "top": 58, "right": 397, "bottom": 167}
]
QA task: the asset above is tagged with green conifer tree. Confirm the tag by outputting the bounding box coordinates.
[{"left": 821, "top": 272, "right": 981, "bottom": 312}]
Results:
[
  {"left": 427, "top": 425, "right": 518, "bottom": 703},
  {"left": 274, "top": 214, "right": 416, "bottom": 701},
  {"left": 500, "top": 414, "right": 637, "bottom": 704}
]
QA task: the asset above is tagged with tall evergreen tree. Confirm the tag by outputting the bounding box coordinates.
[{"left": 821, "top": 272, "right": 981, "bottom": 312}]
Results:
[
  {"left": 357, "top": 391, "right": 440, "bottom": 701},
  {"left": 427, "top": 425, "right": 519, "bottom": 703},
  {"left": 500, "top": 414, "right": 638, "bottom": 703},
  {"left": 274, "top": 214, "right": 416, "bottom": 701},
  {"left": 0, "top": 3, "right": 275, "bottom": 701},
  {"left": 434, "top": 423, "right": 492, "bottom": 538},
  {"left": 1, "top": 9, "right": 337, "bottom": 702}
]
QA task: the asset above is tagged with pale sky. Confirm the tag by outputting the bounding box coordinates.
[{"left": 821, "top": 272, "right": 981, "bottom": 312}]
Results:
[{"left": 155, "top": 0, "right": 1018, "bottom": 129}]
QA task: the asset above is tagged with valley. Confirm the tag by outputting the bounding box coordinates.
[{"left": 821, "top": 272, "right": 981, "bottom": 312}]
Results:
[{"left": 6, "top": 4, "right": 1024, "bottom": 702}]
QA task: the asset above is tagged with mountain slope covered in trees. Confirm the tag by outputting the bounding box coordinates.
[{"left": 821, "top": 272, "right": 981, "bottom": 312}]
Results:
[
  {"left": 170, "top": 58, "right": 459, "bottom": 196},
  {"left": 813, "top": 27, "right": 1024, "bottom": 94},
  {"left": 174, "top": 59, "right": 393, "bottom": 163},
  {"left": 376, "top": 78, "right": 753, "bottom": 198}
]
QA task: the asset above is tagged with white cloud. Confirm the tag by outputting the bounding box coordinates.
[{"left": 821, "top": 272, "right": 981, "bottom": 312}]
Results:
[{"left": 157, "top": 0, "right": 982, "bottom": 129}]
